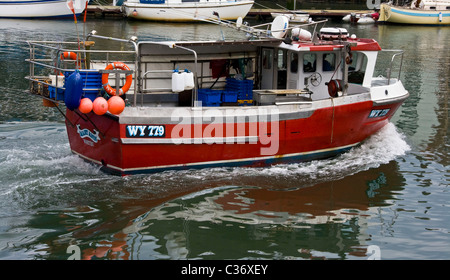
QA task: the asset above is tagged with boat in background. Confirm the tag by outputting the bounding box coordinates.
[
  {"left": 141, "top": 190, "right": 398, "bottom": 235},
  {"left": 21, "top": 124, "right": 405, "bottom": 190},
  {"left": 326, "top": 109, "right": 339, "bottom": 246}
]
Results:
[
  {"left": 0, "top": 0, "right": 89, "bottom": 18},
  {"left": 378, "top": 0, "right": 450, "bottom": 25},
  {"left": 271, "top": 10, "right": 310, "bottom": 24},
  {"left": 121, "top": 0, "right": 254, "bottom": 22},
  {"left": 342, "top": 12, "right": 379, "bottom": 24}
]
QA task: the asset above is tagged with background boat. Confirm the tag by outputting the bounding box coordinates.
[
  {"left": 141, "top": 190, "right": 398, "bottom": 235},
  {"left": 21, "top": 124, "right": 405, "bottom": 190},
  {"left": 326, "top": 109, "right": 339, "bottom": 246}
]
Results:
[
  {"left": 378, "top": 1, "right": 450, "bottom": 25},
  {"left": 0, "top": 0, "right": 89, "bottom": 18},
  {"left": 342, "top": 12, "right": 378, "bottom": 24},
  {"left": 121, "top": 0, "right": 254, "bottom": 22},
  {"left": 270, "top": 10, "right": 310, "bottom": 23}
]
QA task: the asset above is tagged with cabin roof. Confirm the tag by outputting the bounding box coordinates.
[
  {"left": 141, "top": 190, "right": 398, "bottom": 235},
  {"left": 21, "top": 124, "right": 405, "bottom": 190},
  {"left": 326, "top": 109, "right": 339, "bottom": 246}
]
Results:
[
  {"left": 291, "top": 38, "right": 381, "bottom": 52},
  {"left": 137, "top": 36, "right": 381, "bottom": 57}
]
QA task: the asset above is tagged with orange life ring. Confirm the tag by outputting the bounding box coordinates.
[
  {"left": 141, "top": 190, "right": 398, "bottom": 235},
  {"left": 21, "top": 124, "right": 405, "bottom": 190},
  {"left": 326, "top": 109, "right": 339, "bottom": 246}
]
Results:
[
  {"left": 60, "top": 51, "right": 77, "bottom": 61},
  {"left": 327, "top": 79, "right": 342, "bottom": 98},
  {"left": 101, "top": 62, "right": 133, "bottom": 96},
  {"left": 60, "top": 51, "right": 80, "bottom": 68}
]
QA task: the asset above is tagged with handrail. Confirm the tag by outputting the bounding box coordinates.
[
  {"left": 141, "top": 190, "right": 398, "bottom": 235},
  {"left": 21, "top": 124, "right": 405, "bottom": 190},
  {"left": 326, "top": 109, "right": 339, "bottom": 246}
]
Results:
[
  {"left": 381, "top": 49, "right": 404, "bottom": 85},
  {"left": 26, "top": 32, "right": 140, "bottom": 105}
]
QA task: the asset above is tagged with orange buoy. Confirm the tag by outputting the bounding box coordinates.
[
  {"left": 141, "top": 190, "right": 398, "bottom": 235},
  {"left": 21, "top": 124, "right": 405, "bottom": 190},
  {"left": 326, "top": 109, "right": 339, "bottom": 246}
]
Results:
[
  {"left": 107, "top": 96, "right": 125, "bottom": 115},
  {"left": 79, "top": 98, "right": 93, "bottom": 114},
  {"left": 93, "top": 97, "right": 108, "bottom": 115}
]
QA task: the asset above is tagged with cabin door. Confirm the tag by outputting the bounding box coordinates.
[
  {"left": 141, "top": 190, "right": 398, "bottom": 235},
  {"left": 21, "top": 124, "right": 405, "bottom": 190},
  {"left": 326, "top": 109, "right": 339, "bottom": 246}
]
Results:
[
  {"left": 287, "top": 51, "right": 300, "bottom": 89},
  {"left": 260, "top": 48, "right": 287, "bottom": 90},
  {"left": 260, "top": 48, "right": 274, "bottom": 89}
]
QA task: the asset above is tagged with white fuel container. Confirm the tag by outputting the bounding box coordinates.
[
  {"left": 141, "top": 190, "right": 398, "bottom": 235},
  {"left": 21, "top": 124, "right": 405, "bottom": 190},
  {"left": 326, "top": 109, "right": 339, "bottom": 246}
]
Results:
[{"left": 172, "top": 70, "right": 184, "bottom": 93}]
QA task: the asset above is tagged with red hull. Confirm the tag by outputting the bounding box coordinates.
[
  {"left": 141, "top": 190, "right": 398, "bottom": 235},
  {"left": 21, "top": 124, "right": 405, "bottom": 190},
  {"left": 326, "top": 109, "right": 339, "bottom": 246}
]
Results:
[{"left": 65, "top": 99, "right": 403, "bottom": 175}]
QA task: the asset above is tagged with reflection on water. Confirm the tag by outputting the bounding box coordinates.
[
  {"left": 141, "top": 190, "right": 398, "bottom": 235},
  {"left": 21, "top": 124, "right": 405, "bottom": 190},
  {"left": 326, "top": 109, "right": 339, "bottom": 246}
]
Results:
[{"left": 120, "top": 167, "right": 402, "bottom": 260}]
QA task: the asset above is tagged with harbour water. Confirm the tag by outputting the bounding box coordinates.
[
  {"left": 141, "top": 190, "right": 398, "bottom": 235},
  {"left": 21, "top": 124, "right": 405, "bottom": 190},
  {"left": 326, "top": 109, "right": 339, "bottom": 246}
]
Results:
[{"left": 0, "top": 16, "right": 449, "bottom": 261}]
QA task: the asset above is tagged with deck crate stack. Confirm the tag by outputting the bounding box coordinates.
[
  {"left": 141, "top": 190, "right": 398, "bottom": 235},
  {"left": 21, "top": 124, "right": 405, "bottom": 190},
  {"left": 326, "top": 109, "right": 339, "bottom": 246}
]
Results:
[
  {"left": 225, "top": 78, "right": 253, "bottom": 106},
  {"left": 198, "top": 89, "right": 222, "bottom": 106},
  {"left": 63, "top": 71, "right": 103, "bottom": 101}
]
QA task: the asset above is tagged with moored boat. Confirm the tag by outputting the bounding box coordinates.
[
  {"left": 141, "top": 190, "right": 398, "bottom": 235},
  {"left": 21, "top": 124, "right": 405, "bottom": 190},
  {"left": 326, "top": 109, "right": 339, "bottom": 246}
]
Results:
[
  {"left": 271, "top": 10, "right": 310, "bottom": 24},
  {"left": 0, "top": 0, "right": 89, "bottom": 18},
  {"left": 25, "top": 18, "right": 409, "bottom": 175},
  {"left": 378, "top": 1, "right": 450, "bottom": 25},
  {"left": 342, "top": 12, "right": 379, "bottom": 24},
  {"left": 121, "top": 0, "right": 254, "bottom": 22}
]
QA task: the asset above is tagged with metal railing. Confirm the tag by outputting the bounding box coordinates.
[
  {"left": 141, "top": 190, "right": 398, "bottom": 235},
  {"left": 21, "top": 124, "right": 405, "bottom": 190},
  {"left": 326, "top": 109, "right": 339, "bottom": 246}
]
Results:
[
  {"left": 381, "top": 49, "right": 404, "bottom": 85},
  {"left": 26, "top": 31, "right": 139, "bottom": 105}
]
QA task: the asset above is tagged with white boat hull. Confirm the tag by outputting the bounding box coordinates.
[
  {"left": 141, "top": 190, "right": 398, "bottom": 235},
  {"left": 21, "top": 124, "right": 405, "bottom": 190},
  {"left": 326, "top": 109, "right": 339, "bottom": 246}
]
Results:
[
  {"left": 0, "top": 0, "right": 89, "bottom": 18},
  {"left": 379, "top": 3, "right": 450, "bottom": 25},
  {"left": 122, "top": 0, "right": 254, "bottom": 21},
  {"left": 270, "top": 12, "right": 309, "bottom": 23}
]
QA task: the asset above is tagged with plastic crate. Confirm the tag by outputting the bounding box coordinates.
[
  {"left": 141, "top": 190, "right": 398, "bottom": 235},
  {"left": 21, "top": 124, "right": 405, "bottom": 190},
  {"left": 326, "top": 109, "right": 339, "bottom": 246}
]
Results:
[
  {"left": 64, "top": 70, "right": 102, "bottom": 101},
  {"left": 221, "top": 90, "right": 238, "bottom": 103},
  {"left": 49, "top": 86, "right": 64, "bottom": 101},
  {"left": 225, "top": 78, "right": 253, "bottom": 100},
  {"left": 226, "top": 78, "right": 253, "bottom": 90},
  {"left": 198, "top": 89, "right": 222, "bottom": 105}
]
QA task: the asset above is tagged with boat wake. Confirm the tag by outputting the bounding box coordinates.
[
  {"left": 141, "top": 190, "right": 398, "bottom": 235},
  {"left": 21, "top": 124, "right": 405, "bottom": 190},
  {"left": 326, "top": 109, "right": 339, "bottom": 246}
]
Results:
[
  {"left": 0, "top": 121, "right": 410, "bottom": 203},
  {"left": 137, "top": 122, "right": 411, "bottom": 189},
  {"left": 0, "top": 122, "right": 103, "bottom": 197}
]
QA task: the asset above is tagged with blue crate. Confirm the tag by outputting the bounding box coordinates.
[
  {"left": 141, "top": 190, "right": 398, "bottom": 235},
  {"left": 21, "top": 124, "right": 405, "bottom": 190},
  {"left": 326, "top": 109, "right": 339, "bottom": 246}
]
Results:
[
  {"left": 225, "top": 78, "right": 253, "bottom": 91},
  {"left": 225, "top": 78, "right": 253, "bottom": 100},
  {"left": 198, "top": 89, "right": 222, "bottom": 105},
  {"left": 237, "top": 92, "right": 253, "bottom": 100},
  {"left": 83, "top": 91, "right": 99, "bottom": 101},
  {"left": 64, "top": 70, "right": 102, "bottom": 99},
  {"left": 49, "top": 86, "right": 65, "bottom": 101},
  {"left": 221, "top": 90, "right": 238, "bottom": 103}
]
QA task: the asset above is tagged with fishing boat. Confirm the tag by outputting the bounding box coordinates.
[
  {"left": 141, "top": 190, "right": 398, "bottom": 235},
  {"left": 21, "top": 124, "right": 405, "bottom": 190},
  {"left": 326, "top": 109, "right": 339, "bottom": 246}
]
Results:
[
  {"left": 25, "top": 17, "right": 409, "bottom": 175},
  {"left": 121, "top": 0, "right": 254, "bottom": 22},
  {"left": 378, "top": 0, "right": 450, "bottom": 25},
  {"left": 0, "top": 0, "right": 89, "bottom": 18},
  {"left": 271, "top": 10, "right": 310, "bottom": 24}
]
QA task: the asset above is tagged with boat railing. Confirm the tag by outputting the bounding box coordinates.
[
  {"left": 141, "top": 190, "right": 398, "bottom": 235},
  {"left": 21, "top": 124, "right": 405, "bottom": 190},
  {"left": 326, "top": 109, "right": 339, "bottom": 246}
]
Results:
[
  {"left": 26, "top": 32, "right": 140, "bottom": 105},
  {"left": 380, "top": 49, "right": 404, "bottom": 85}
]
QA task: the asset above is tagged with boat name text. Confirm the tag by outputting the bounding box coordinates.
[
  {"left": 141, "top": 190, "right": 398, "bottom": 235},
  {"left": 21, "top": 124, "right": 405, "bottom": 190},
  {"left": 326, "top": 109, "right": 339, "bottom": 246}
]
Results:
[
  {"left": 126, "top": 125, "right": 166, "bottom": 138},
  {"left": 76, "top": 124, "right": 101, "bottom": 143},
  {"left": 369, "top": 109, "right": 390, "bottom": 118}
]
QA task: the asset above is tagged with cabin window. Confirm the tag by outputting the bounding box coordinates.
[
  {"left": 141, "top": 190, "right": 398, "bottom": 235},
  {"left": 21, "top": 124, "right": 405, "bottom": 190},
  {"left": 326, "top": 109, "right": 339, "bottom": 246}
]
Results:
[
  {"left": 262, "top": 49, "right": 273, "bottom": 70},
  {"left": 348, "top": 52, "right": 368, "bottom": 85},
  {"left": 277, "top": 50, "right": 287, "bottom": 89},
  {"left": 322, "top": 53, "right": 336, "bottom": 71},
  {"left": 278, "top": 49, "right": 287, "bottom": 70},
  {"left": 290, "top": 52, "right": 299, "bottom": 73},
  {"left": 303, "top": 53, "right": 316, "bottom": 73},
  {"left": 430, "top": 6, "right": 436, "bottom": 9}
]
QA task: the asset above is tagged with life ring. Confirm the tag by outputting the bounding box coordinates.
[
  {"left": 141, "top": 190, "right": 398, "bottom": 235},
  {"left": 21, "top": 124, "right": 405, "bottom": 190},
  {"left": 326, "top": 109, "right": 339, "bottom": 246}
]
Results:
[
  {"left": 60, "top": 51, "right": 80, "bottom": 67},
  {"left": 60, "top": 51, "right": 77, "bottom": 61},
  {"left": 327, "top": 79, "right": 342, "bottom": 98},
  {"left": 102, "top": 62, "right": 133, "bottom": 96}
]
